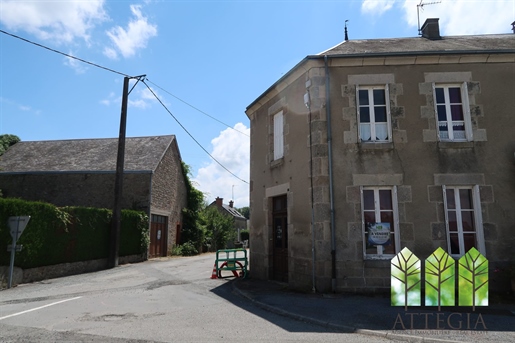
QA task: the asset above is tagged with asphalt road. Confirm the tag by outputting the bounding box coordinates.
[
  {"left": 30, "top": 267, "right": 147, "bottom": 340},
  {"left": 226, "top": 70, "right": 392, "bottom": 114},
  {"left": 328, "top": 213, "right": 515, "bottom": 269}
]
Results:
[{"left": 0, "top": 253, "right": 395, "bottom": 343}]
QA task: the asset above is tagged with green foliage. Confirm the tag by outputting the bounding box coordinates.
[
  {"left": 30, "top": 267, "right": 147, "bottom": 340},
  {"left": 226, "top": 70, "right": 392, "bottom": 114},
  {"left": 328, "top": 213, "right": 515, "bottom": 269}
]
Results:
[
  {"left": 240, "top": 229, "right": 249, "bottom": 242},
  {"left": 0, "top": 134, "right": 20, "bottom": 156},
  {"left": 391, "top": 247, "right": 421, "bottom": 309},
  {"left": 459, "top": 247, "right": 489, "bottom": 309},
  {"left": 237, "top": 206, "right": 250, "bottom": 220},
  {"left": 178, "top": 241, "right": 198, "bottom": 256},
  {"left": 180, "top": 162, "right": 205, "bottom": 253},
  {"left": 201, "top": 206, "right": 236, "bottom": 252},
  {"left": 425, "top": 247, "right": 455, "bottom": 310},
  {"left": 0, "top": 198, "right": 148, "bottom": 269}
]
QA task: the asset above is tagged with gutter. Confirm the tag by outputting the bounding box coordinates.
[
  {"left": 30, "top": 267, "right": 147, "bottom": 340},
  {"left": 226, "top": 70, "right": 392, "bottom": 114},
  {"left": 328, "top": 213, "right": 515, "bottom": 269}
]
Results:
[{"left": 324, "top": 55, "right": 337, "bottom": 293}]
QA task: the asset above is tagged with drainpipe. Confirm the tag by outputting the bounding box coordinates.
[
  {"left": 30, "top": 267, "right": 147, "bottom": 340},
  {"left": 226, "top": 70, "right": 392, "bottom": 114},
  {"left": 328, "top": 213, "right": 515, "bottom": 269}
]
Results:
[
  {"left": 305, "top": 87, "right": 316, "bottom": 293},
  {"left": 324, "top": 55, "right": 337, "bottom": 292}
]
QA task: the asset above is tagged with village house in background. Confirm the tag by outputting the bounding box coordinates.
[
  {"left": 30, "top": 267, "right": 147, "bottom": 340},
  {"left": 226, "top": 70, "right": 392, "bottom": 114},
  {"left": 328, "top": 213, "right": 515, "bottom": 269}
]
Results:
[
  {"left": 208, "top": 197, "right": 247, "bottom": 245},
  {"left": 0, "top": 135, "right": 187, "bottom": 258},
  {"left": 246, "top": 19, "right": 515, "bottom": 292}
]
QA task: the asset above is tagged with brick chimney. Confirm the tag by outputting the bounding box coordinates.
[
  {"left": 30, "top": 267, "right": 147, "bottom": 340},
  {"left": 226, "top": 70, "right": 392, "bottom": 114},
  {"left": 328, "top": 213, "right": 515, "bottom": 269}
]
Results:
[
  {"left": 215, "top": 197, "right": 223, "bottom": 208},
  {"left": 421, "top": 18, "right": 441, "bottom": 40},
  {"left": 229, "top": 200, "right": 234, "bottom": 208}
]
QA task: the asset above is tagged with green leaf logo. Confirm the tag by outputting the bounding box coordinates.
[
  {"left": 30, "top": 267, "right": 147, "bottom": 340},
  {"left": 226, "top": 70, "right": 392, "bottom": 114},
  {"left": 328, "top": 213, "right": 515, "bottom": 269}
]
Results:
[
  {"left": 458, "top": 247, "right": 488, "bottom": 310},
  {"left": 391, "top": 247, "right": 421, "bottom": 310},
  {"left": 425, "top": 247, "right": 455, "bottom": 310}
]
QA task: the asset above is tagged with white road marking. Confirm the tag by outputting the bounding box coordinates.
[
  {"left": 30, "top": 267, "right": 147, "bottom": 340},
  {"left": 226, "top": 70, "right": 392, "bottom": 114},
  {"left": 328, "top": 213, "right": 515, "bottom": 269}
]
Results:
[{"left": 0, "top": 296, "right": 82, "bottom": 321}]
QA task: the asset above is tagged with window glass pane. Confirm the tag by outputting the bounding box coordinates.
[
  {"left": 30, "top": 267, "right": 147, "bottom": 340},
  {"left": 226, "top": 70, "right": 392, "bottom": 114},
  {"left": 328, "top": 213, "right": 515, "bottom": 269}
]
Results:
[
  {"left": 450, "top": 105, "right": 464, "bottom": 120},
  {"left": 461, "top": 211, "right": 475, "bottom": 231},
  {"left": 359, "top": 90, "right": 369, "bottom": 105},
  {"left": 380, "top": 212, "right": 393, "bottom": 225},
  {"left": 379, "top": 190, "right": 392, "bottom": 210},
  {"left": 459, "top": 189, "right": 473, "bottom": 209},
  {"left": 373, "top": 89, "right": 385, "bottom": 105},
  {"left": 449, "top": 233, "right": 460, "bottom": 255},
  {"left": 364, "top": 211, "right": 375, "bottom": 225},
  {"left": 448, "top": 211, "right": 457, "bottom": 231},
  {"left": 360, "top": 107, "right": 370, "bottom": 122},
  {"left": 360, "top": 124, "right": 371, "bottom": 141},
  {"left": 363, "top": 190, "right": 374, "bottom": 210},
  {"left": 448, "top": 87, "right": 462, "bottom": 103},
  {"left": 375, "top": 123, "right": 388, "bottom": 141},
  {"left": 383, "top": 233, "right": 395, "bottom": 254},
  {"left": 463, "top": 233, "right": 476, "bottom": 252},
  {"left": 437, "top": 105, "right": 448, "bottom": 121},
  {"left": 446, "top": 189, "right": 456, "bottom": 209},
  {"left": 374, "top": 106, "right": 387, "bottom": 122},
  {"left": 435, "top": 88, "right": 445, "bottom": 104}
]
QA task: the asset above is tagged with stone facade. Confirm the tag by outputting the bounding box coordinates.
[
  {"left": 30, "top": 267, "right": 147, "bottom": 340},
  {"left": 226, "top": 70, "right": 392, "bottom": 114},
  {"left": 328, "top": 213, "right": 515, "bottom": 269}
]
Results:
[{"left": 246, "top": 26, "right": 515, "bottom": 293}]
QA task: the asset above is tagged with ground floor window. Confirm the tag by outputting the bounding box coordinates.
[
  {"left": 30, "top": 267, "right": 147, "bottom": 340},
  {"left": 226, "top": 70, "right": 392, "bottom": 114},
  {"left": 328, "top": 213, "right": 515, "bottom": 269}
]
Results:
[
  {"left": 361, "top": 186, "right": 399, "bottom": 259},
  {"left": 443, "top": 185, "right": 485, "bottom": 257}
]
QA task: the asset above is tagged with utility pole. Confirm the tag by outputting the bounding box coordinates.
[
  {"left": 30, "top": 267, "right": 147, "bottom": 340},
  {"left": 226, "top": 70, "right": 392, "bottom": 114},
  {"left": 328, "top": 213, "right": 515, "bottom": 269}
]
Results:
[{"left": 108, "top": 75, "right": 145, "bottom": 269}]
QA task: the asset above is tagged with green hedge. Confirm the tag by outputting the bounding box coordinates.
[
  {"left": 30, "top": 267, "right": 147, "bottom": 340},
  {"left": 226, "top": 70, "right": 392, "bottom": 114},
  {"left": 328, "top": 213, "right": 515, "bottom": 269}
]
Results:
[{"left": 0, "top": 198, "right": 149, "bottom": 269}]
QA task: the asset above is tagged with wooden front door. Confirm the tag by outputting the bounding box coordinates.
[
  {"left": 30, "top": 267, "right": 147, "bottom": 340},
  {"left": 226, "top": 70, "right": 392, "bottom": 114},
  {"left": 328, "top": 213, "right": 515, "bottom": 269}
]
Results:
[
  {"left": 150, "top": 214, "right": 167, "bottom": 258},
  {"left": 272, "top": 195, "right": 288, "bottom": 282}
]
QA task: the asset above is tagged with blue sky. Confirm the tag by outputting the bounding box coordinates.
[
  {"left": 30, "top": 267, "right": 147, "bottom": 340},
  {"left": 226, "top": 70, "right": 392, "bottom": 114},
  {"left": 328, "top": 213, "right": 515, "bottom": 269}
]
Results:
[{"left": 1, "top": 0, "right": 513, "bottom": 207}]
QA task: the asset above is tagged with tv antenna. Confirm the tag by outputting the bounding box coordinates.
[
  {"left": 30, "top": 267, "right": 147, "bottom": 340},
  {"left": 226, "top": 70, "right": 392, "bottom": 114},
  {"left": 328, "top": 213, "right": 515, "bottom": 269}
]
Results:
[{"left": 417, "top": 1, "right": 441, "bottom": 35}]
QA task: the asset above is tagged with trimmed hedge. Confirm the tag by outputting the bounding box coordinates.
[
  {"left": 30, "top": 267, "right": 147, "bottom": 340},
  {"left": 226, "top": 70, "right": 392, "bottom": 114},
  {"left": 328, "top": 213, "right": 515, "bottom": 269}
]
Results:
[{"left": 0, "top": 198, "right": 149, "bottom": 269}]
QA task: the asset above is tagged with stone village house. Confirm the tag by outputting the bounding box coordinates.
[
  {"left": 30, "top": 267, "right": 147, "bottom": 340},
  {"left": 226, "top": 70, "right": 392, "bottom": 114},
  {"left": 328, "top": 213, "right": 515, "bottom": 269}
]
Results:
[
  {"left": 246, "top": 19, "right": 515, "bottom": 293},
  {"left": 208, "top": 197, "right": 248, "bottom": 245},
  {"left": 0, "top": 135, "right": 187, "bottom": 258}
]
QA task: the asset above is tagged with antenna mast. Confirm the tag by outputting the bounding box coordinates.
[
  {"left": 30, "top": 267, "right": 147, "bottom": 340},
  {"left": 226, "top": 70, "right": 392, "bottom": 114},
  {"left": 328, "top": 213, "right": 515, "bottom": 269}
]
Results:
[{"left": 417, "top": 1, "right": 442, "bottom": 35}]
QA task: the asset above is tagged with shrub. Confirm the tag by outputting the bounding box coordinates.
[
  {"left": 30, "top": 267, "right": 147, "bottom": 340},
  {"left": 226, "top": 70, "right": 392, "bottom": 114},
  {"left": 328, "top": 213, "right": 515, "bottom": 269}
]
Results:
[
  {"left": 240, "top": 229, "right": 249, "bottom": 242},
  {"left": 179, "top": 242, "right": 198, "bottom": 256}
]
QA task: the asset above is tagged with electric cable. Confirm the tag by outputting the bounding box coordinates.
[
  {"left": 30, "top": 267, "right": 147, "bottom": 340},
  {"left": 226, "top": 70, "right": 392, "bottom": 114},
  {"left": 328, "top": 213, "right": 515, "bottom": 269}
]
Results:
[
  {"left": 145, "top": 78, "right": 249, "bottom": 137},
  {"left": 142, "top": 80, "right": 249, "bottom": 184},
  {"left": 0, "top": 29, "right": 130, "bottom": 77}
]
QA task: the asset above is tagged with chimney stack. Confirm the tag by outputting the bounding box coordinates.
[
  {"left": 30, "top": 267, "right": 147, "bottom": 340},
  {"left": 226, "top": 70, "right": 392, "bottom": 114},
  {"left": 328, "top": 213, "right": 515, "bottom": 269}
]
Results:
[
  {"left": 229, "top": 200, "right": 234, "bottom": 208},
  {"left": 421, "top": 18, "right": 441, "bottom": 40},
  {"left": 512, "top": 21, "right": 515, "bottom": 34},
  {"left": 215, "top": 197, "right": 223, "bottom": 208}
]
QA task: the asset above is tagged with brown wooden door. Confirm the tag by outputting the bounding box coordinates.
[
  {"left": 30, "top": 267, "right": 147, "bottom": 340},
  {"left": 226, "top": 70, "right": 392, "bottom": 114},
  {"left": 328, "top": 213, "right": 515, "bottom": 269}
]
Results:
[
  {"left": 272, "top": 195, "right": 288, "bottom": 282},
  {"left": 150, "top": 214, "right": 167, "bottom": 258}
]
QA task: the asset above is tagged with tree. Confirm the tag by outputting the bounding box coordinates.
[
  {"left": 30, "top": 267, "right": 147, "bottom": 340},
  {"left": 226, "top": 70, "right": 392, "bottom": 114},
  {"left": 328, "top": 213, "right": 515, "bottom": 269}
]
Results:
[
  {"left": 0, "top": 134, "right": 20, "bottom": 156},
  {"left": 201, "top": 206, "right": 236, "bottom": 252},
  {"left": 180, "top": 162, "right": 205, "bottom": 254},
  {"left": 237, "top": 206, "right": 250, "bottom": 220}
]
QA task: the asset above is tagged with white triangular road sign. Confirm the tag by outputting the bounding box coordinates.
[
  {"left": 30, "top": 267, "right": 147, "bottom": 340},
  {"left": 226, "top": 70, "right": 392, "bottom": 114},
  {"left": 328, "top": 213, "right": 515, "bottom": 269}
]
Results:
[{"left": 8, "top": 216, "right": 31, "bottom": 239}]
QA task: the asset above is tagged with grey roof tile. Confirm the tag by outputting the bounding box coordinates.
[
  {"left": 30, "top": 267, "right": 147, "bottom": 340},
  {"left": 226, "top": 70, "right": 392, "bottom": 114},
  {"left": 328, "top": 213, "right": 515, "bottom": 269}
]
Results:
[{"left": 0, "top": 135, "right": 176, "bottom": 173}]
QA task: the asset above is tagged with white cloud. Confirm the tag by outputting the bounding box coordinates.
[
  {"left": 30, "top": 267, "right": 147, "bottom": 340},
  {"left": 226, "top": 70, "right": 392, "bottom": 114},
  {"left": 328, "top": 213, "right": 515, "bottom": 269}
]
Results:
[
  {"left": 361, "top": 0, "right": 396, "bottom": 15},
  {"left": 105, "top": 4, "right": 157, "bottom": 59},
  {"left": 193, "top": 123, "right": 250, "bottom": 207},
  {"left": 0, "top": 0, "right": 107, "bottom": 44}
]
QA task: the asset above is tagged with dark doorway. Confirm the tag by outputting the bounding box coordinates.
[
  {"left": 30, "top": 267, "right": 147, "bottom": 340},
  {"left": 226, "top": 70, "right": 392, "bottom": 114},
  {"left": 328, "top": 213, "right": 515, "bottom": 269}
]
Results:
[
  {"left": 150, "top": 214, "right": 167, "bottom": 258},
  {"left": 272, "top": 195, "right": 288, "bottom": 282}
]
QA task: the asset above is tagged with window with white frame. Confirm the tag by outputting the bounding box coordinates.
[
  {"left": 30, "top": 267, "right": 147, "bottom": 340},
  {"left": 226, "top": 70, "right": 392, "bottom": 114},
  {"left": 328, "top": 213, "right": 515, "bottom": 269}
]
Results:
[
  {"left": 361, "top": 186, "right": 399, "bottom": 259},
  {"left": 357, "top": 85, "right": 391, "bottom": 142},
  {"left": 434, "top": 83, "right": 472, "bottom": 141},
  {"left": 273, "top": 111, "right": 284, "bottom": 160},
  {"left": 443, "top": 185, "right": 485, "bottom": 257}
]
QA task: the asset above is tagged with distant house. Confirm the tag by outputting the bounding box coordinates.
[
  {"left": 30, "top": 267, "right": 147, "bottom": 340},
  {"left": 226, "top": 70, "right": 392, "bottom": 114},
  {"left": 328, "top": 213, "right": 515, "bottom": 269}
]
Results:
[
  {"left": 0, "top": 135, "right": 187, "bottom": 258},
  {"left": 246, "top": 19, "right": 515, "bottom": 292},
  {"left": 209, "top": 197, "right": 247, "bottom": 243}
]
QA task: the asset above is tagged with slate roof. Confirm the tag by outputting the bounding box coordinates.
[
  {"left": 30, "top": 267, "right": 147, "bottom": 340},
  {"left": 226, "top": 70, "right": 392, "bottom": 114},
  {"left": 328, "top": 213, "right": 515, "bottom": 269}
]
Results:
[
  {"left": 222, "top": 204, "right": 246, "bottom": 220},
  {"left": 0, "top": 135, "right": 177, "bottom": 173},
  {"left": 316, "top": 34, "right": 515, "bottom": 57}
]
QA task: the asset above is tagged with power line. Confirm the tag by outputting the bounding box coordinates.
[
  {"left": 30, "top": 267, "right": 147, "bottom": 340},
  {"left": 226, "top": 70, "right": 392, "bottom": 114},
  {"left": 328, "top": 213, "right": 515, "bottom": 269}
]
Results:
[
  {"left": 0, "top": 29, "right": 129, "bottom": 77},
  {"left": 146, "top": 78, "right": 249, "bottom": 137},
  {"left": 142, "top": 80, "right": 249, "bottom": 185}
]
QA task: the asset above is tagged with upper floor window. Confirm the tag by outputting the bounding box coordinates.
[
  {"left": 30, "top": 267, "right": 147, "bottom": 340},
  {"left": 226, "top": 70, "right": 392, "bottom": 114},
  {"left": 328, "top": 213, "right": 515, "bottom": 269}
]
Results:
[
  {"left": 357, "top": 85, "right": 391, "bottom": 142},
  {"left": 361, "top": 186, "right": 399, "bottom": 259},
  {"left": 273, "top": 111, "right": 284, "bottom": 160},
  {"left": 434, "top": 83, "right": 472, "bottom": 142},
  {"left": 443, "top": 185, "right": 485, "bottom": 257}
]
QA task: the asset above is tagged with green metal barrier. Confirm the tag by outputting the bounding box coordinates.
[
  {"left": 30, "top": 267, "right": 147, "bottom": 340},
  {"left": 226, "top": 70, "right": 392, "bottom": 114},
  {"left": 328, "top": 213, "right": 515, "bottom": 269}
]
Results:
[{"left": 215, "top": 249, "right": 248, "bottom": 278}]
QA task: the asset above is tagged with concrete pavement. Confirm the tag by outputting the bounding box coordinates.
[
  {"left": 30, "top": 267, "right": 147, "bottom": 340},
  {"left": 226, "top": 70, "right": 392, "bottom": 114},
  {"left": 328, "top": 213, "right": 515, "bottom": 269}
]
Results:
[{"left": 232, "top": 278, "right": 515, "bottom": 343}]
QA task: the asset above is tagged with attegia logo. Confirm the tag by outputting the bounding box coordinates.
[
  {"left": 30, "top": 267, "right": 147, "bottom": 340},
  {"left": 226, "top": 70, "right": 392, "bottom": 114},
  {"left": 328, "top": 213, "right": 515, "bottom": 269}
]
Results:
[{"left": 391, "top": 247, "right": 488, "bottom": 311}]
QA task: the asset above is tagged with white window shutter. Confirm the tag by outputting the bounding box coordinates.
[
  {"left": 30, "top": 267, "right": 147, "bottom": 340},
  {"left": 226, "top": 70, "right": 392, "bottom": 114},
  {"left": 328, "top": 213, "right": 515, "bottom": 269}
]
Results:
[
  {"left": 385, "top": 84, "right": 392, "bottom": 142},
  {"left": 461, "top": 82, "right": 473, "bottom": 141},
  {"left": 273, "top": 111, "right": 284, "bottom": 160},
  {"left": 472, "top": 185, "right": 486, "bottom": 255},
  {"left": 356, "top": 85, "right": 361, "bottom": 141},
  {"left": 442, "top": 185, "right": 452, "bottom": 254},
  {"left": 360, "top": 186, "right": 366, "bottom": 259}
]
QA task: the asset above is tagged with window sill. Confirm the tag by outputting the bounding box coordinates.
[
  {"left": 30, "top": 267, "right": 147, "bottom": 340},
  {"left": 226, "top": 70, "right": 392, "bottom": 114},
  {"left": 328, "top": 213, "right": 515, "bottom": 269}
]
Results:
[
  {"left": 438, "top": 141, "right": 474, "bottom": 149},
  {"left": 270, "top": 158, "right": 284, "bottom": 169},
  {"left": 359, "top": 142, "right": 394, "bottom": 151}
]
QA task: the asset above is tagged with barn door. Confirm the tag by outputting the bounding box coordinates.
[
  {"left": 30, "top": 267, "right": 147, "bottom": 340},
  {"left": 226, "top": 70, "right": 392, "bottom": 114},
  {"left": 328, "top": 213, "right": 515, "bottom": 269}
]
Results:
[
  {"left": 150, "top": 214, "right": 167, "bottom": 258},
  {"left": 272, "top": 195, "right": 288, "bottom": 282}
]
